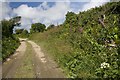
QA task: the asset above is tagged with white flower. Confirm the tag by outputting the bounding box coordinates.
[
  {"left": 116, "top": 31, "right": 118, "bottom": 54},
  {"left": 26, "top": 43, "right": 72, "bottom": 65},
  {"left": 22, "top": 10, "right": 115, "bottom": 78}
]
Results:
[{"left": 100, "top": 62, "right": 110, "bottom": 69}]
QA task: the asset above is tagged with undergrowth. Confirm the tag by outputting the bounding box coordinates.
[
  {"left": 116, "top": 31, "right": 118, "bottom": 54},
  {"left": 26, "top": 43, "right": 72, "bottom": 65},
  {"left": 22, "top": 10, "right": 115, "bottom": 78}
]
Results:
[{"left": 29, "top": 2, "right": 120, "bottom": 79}]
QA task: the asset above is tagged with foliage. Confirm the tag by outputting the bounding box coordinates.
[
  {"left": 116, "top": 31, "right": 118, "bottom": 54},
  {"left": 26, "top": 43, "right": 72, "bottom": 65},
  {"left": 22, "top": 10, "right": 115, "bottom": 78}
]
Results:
[
  {"left": 15, "top": 29, "right": 24, "bottom": 34},
  {"left": 47, "top": 24, "right": 55, "bottom": 30},
  {"left": 15, "top": 29, "right": 29, "bottom": 38},
  {"left": 2, "top": 37, "right": 20, "bottom": 61},
  {"left": 2, "top": 16, "right": 21, "bottom": 38},
  {"left": 29, "top": 2, "right": 120, "bottom": 79},
  {"left": 64, "top": 12, "right": 79, "bottom": 32},
  {"left": 2, "top": 16, "right": 21, "bottom": 61},
  {"left": 30, "top": 23, "right": 46, "bottom": 33},
  {"left": 22, "top": 29, "right": 29, "bottom": 36}
]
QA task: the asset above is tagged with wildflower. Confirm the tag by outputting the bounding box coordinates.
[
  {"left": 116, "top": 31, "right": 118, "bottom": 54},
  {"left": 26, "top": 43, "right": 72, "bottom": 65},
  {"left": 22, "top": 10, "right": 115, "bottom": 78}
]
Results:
[{"left": 100, "top": 62, "right": 110, "bottom": 69}]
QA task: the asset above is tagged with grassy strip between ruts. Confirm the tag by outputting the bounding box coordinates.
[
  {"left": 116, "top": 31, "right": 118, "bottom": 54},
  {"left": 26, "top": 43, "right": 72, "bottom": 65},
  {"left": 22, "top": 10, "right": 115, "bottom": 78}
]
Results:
[
  {"left": 14, "top": 42, "right": 35, "bottom": 78},
  {"left": 29, "top": 29, "right": 74, "bottom": 77}
]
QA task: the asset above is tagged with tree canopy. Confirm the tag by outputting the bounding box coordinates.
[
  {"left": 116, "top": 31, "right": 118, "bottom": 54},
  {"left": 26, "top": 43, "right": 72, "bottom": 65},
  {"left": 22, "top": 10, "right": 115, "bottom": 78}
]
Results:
[
  {"left": 15, "top": 29, "right": 24, "bottom": 34},
  {"left": 47, "top": 24, "right": 55, "bottom": 30},
  {"left": 30, "top": 23, "right": 46, "bottom": 33},
  {"left": 2, "top": 16, "right": 21, "bottom": 38},
  {"left": 2, "top": 16, "right": 21, "bottom": 61}
]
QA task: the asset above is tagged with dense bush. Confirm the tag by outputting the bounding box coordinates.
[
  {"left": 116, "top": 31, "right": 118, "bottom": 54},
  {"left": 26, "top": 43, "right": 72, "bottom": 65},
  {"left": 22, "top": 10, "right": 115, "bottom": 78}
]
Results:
[
  {"left": 61, "top": 2, "right": 120, "bottom": 78},
  {"left": 2, "top": 37, "right": 20, "bottom": 61},
  {"left": 30, "top": 23, "right": 46, "bottom": 33},
  {"left": 29, "top": 2, "right": 120, "bottom": 78},
  {"left": 47, "top": 24, "right": 55, "bottom": 30},
  {"left": 15, "top": 29, "right": 29, "bottom": 38},
  {"left": 2, "top": 17, "right": 21, "bottom": 61}
]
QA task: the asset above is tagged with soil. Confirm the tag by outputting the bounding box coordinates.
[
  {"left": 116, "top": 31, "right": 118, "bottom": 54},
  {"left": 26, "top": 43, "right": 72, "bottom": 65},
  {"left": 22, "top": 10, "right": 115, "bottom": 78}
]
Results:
[{"left": 2, "top": 38, "right": 65, "bottom": 78}]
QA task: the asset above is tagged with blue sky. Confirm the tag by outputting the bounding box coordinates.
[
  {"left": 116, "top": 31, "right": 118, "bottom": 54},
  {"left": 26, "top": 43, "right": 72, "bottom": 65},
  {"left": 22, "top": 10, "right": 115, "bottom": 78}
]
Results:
[
  {"left": 0, "top": 0, "right": 110, "bottom": 31},
  {"left": 9, "top": 2, "right": 55, "bottom": 9}
]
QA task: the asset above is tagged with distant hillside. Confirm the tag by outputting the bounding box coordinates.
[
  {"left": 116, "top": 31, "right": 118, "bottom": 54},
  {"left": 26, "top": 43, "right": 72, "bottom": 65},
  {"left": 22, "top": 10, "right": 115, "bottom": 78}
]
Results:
[{"left": 29, "top": 2, "right": 120, "bottom": 78}]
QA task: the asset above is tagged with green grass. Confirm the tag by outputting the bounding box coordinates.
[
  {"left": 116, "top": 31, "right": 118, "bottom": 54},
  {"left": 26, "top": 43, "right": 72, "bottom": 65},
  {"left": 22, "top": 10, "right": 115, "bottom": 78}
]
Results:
[
  {"left": 14, "top": 42, "right": 35, "bottom": 78},
  {"left": 29, "top": 2, "right": 120, "bottom": 78},
  {"left": 29, "top": 27, "right": 74, "bottom": 76}
]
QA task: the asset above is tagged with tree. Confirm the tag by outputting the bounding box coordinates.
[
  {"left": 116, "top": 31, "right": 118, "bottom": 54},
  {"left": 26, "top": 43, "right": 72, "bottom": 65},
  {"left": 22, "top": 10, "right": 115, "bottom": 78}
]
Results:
[
  {"left": 2, "top": 16, "right": 21, "bottom": 38},
  {"left": 30, "top": 23, "right": 46, "bottom": 33},
  {"left": 15, "top": 29, "right": 24, "bottom": 34},
  {"left": 15, "top": 29, "right": 29, "bottom": 38},
  {"left": 47, "top": 24, "right": 55, "bottom": 30},
  {"left": 2, "top": 16, "right": 21, "bottom": 61},
  {"left": 22, "top": 29, "right": 28, "bottom": 35},
  {"left": 21, "top": 29, "right": 29, "bottom": 38}
]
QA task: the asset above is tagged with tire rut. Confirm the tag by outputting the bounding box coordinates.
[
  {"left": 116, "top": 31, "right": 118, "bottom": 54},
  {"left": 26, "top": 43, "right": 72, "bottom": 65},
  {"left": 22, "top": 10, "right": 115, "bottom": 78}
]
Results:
[
  {"left": 28, "top": 40, "right": 65, "bottom": 78},
  {"left": 2, "top": 39, "right": 65, "bottom": 78},
  {"left": 2, "top": 40, "right": 27, "bottom": 78}
]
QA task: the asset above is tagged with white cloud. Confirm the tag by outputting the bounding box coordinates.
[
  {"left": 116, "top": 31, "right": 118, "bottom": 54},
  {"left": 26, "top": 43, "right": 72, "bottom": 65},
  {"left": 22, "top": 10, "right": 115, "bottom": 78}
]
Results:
[
  {"left": 1, "top": 0, "right": 110, "bottom": 31},
  {"left": 39, "top": 1, "right": 50, "bottom": 10},
  {"left": 81, "top": 0, "right": 110, "bottom": 11},
  {"left": 13, "top": 1, "right": 71, "bottom": 30},
  {"left": 13, "top": 5, "right": 38, "bottom": 19},
  {"left": 14, "top": 17, "right": 32, "bottom": 32},
  {"left": 0, "top": 2, "right": 12, "bottom": 21}
]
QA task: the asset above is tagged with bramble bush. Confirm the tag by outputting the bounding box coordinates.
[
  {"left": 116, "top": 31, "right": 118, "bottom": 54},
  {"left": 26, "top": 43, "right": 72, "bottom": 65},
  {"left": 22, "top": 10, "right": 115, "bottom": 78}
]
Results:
[{"left": 29, "top": 2, "right": 120, "bottom": 78}]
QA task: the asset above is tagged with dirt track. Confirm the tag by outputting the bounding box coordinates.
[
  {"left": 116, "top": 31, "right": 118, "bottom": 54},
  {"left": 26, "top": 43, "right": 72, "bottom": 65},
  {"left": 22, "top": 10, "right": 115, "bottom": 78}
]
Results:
[{"left": 2, "top": 38, "right": 65, "bottom": 78}]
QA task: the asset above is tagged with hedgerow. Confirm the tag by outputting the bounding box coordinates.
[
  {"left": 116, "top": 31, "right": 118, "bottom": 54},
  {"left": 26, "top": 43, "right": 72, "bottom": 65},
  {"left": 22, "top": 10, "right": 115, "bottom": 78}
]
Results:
[
  {"left": 2, "top": 36, "right": 20, "bottom": 61},
  {"left": 29, "top": 2, "right": 120, "bottom": 78},
  {"left": 2, "top": 17, "right": 21, "bottom": 61}
]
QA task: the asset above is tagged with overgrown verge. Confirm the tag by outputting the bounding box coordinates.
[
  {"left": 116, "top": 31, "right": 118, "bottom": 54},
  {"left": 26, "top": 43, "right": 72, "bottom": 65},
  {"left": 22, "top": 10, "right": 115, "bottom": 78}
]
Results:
[
  {"left": 29, "top": 2, "right": 120, "bottom": 79},
  {"left": 2, "top": 36, "right": 20, "bottom": 61},
  {"left": 15, "top": 29, "right": 29, "bottom": 38},
  {"left": 2, "top": 16, "right": 21, "bottom": 61}
]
